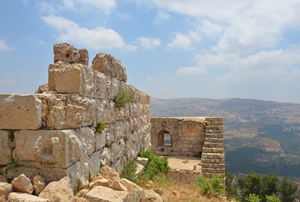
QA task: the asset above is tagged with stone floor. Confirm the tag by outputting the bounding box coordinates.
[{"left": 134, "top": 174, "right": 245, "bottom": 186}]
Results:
[{"left": 165, "top": 156, "right": 202, "bottom": 171}]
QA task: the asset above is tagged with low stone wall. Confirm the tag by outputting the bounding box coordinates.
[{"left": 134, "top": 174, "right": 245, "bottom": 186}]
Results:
[
  {"left": 0, "top": 43, "right": 151, "bottom": 191},
  {"left": 167, "top": 168, "right": 201, "bottom": 184},
  {"left": 151, "top": 117, "right": 225, "bottom": 186}
]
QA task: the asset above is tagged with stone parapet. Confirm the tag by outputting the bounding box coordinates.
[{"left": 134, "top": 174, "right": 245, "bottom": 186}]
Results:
[{"left": 0, "top": 43, "right": 151, "bottom": 191}]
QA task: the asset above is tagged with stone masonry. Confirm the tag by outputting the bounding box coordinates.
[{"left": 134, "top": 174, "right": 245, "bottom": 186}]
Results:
[
  {"left": 151, "top": 117, "right": 225, "bottom": 185},
  {"left": 0, "top": 43, "right": 151, "bottom": 191}
]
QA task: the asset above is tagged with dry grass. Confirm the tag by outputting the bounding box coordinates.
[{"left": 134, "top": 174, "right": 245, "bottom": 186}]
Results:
[{"left": 140, "top": 176, "right": 229, "bottom": 202}]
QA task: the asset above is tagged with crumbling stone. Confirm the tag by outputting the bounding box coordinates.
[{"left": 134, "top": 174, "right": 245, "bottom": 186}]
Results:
[
  {"left": 34, "top": 175, "right": 45, "bottom": 196},
  {"left": 39, "top": 177, "right": 73, "bottom": 202},
  {"left": 85, "top": 186, "right": 129, "bottom": 202},
  {"left": 11, "top": 174, "right": 34, "bottom": 194},
  {"left": 78, "top": 49, "right": 89, "bottom": 66},
  {"left": 7, "top": 192, "right": 50, "bottom": 202},
  {"left": 53, "top": 43, "right": 80, "bottom": 63},
  {"left": 0, "top": 182, "right": 13, "bottom": 202}
]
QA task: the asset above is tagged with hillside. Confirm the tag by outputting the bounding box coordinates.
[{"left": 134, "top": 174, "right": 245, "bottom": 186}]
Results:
[{"left": 151, "top": 97, "right": 300, "bottom": 178}]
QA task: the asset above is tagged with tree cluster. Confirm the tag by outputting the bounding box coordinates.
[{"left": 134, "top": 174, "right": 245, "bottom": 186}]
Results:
[{"left": 226, "top": 170, "right": 299, "bottom": 202}]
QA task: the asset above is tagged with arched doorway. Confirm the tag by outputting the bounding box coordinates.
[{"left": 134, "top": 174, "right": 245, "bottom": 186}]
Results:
[{"left": 157, "top": 130, "right": 172, "bottom": 147}]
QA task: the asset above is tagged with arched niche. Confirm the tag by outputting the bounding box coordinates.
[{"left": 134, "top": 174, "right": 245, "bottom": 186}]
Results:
[{"left": 157, "top": 130, "right": 172, "bottom": 147}]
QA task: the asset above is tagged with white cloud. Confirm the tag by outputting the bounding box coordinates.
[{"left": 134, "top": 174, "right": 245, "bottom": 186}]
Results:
[
  {"left": 116, "top": 12, "right": 133, "bottom": 21},
  {"left": 136, "top": 37, "right": 161, "bottom": 49},
  {"left": 154, "top": 10, "right": 170, "bottom": 24},
  {"left": 42, "top": 15, "right": 128, "bottom": 50},
  {"left": 146, "top": 77, "right": 158, "bottom": 82},
  {"left": 167, "top": 33, "right": 192, "bottom": 50},
  {"left": 196, "top": 48, "right": 300, "bottom": 82},
  {"left": 144, "top": 0, "right": 300, "bottom": 53},
  {"left": 177, "top": 67, "right": 207, "bottom": 75},
  {"left": 0, "top": 39, "right": 15, "bottom": 51},
  {"left": 0, "top": 79, "right": 14, "bottom": 85},
  {"left": 38, "top": 0, "right": 116, "bottom": 15},
  {"left": 38, "top": 39, "right": 45, "bottom": 45},
  {"left": 37, "top": 2, "right": 57, "bottom": 14}
]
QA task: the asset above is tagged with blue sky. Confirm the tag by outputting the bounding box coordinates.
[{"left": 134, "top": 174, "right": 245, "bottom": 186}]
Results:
[{"left": 1, "top": 0, "right": 300, "bottom": 103}]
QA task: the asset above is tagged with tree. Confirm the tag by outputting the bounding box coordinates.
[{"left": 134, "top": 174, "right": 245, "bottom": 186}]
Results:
[
  {"left": 261, "top": 173, "right": 279, "bottom": 202},
  {"left": 279, "top": 177, "right": 298, "bottom": 202},
  {"left": 238, "top": 171, "right": 262, "bottom": 201}
]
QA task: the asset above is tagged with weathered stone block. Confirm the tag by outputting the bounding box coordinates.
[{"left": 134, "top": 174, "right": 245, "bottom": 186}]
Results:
[
  {"left": 94, "top": 71, "right": 108, "bottom": 99},
  {"left": 95, "top": 99, "right": 108, "bottom": 125},
  {"left": 0, "top": 94, "right": 42, "bottom": 130},
  {"left": 53, "top": 43, "right": 80, "bottom": 63},
  {"left": 0, "top": 130, "right": 11, "bottom": 165},
  {"left": 85, "top": 186, "right": 129, "bottom": 202},
  {"left": 41, "top": 94, "right": 95, "bottom": 130},
  {"left": 48, "top": 62, "right": 95, "bottom": 98},
  {"left": 78, "top": 48, "right": 89, "bottom": 66},
  {"left": 89, "top": 151, "right": 100, "bottom": 179},
  {"left": 95, "top": 130, "right": 106, "bottom": 150},
  {"left": 13, "top": 130, "right": 87, "bottom": 168},
  {"left": 91, "top": 53, "right": 113, "bottom": 77},
  {"left": 76, "top": 127, "right": 95, "bottom": 155},
  {"left": 110, "top": 77, "right": 120, "bottom": 100}
]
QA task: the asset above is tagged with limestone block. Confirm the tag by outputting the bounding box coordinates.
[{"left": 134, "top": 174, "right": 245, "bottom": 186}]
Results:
[
  {"left": 0, "top": 94, "right": 42, "bottom": 130},
  {"left": 48, "top": 62, "right": 95, "bottom": 97},
  {"left": 99, "top": 148, "right": 111, "bottom": 166},
  {"left": 39, "top": 177, "right": 73, "bottom": 202},
  {"left": 115, "top": 121, "right": 124, "bottom": 140},
  {"left": 94, "top": 178, "right": 110, "bottom": 187},
  {"left": 111, "top": 178, "right": 127, "bottom": 191},
  {"left": 110, "top": 77, "right": 120, "bottom": 100},
  {"left": 11, "top": 174, "right": 34, "bottom": 194},
  {"left": 7, "top": 192, "right": 50, "bottom": 202},
  {"left": 129, "top": 103, "right": 138, "bottom": 117},
  {"left": 85, "top": 186, "right": 129, "bottom": 202},
  {"left": 14, "top": 130, "right": 86, "bottom": 168},
  {"left": 95, "top": 99, "right": 108, "bottom": 124},
  {"left": 133, "top": 117, "right": 138, "bottom": 131},
  {"left": 95, "top": 130, "right": 106, "bottom": 151},
  {"left": 105, "top": 76, "right": 112, "bottom": 100},
  {"left": 35, "top": 84, "right": 49, "bottom": 94},
  {"left": 144, "top": 190, "right": 163, "bottom": 202},
  {"left": 76, "top": 127, "right": 95, "bottom": 155},
  {"left": 107, "top": 101, "right": 116, "bottom": 123},
  {"left": 98, "top": 166, "right": 119, "bottom": 185},
  {"left": 137, "top": 103, "right": 143, "bottom": 116},
  {"left": 123, "top": 105, "right": 129, "bottom": 119},
  {"left": 0, "top": 182, "right": 13, "bottom": 202},
  {"left": 116, "top": 60, "right": 127, "bottom": 82},
  {"left": 42, "top": 94, "right": 95, "bottom": 130},
  {"left": 0, "top": 130, "right": 11, "bottom": 165},
  {"left": 137, "top": 157, "right": 148, "bottom": 167},
  {"left": 67, "top": 157, "right": 89, "bottom": 191},
  {"left": 105, "top": 124, "right": 115, "bottom": 145},
  {"left": 78, "top": 49, "right": 89, "bottom": 66},
  {"left": 121, "top": 178, "right": 145, "bottom": 202},
  {"left": 111, "top": 156, "right": 126, "bottom": 174},
  {"left": 123, "top": 120, "right": 130, "bottom": 137},
  {"left": 91, "top": 53, "right": 113, "bottom": 77},
  {"left": 116, "top": 107, "right": 124, "bottom": 121},
  {"left": 89, "top": 151, "right": 100, "bottom": 179},
  {"left": 111, "top": 140, "right": 125, "bottom": 162},
  {"left": 128, "top": 118, "right": 134, "bottom": 133},
  {"left": 53, "top": 43, "right": 79, "bottom": 63},
  {"left": 34, "top": 175, "right": 45, "bottom": 196},
  {"left": 94, "top": 71, "right": 108, "bottom": 99}
]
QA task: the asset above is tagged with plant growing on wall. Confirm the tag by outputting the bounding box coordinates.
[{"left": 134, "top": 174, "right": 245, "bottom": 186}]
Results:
[
  {"left": 96, "top": 122, "right": 107, "bottom": 134},
  {"left": 114, "top": 87, "right": 134, "bottom": 108}
]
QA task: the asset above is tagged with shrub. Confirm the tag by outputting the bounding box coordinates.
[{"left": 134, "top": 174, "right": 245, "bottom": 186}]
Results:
[
  {"left": 120, "top": 159, "right": 137, "bottom": 182},
  {"left": 245, "top": 194, "right": 261, "bottom": 202},
  {"left": 196, "top": 174, "right": 223, "bottom": 195},
  {"left": 265, "top": 194, "right": 280, "bottom": 202},
  {"left": 196, "top": 175, "right": 213, "bottom": 195},
  {"left": 114, "top": 87, "right": 134, "bottom": 108},
  {"left": 138, "top": 149, "right": 170, "bottom": 181}
]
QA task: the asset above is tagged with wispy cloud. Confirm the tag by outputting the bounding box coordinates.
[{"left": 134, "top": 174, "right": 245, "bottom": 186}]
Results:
[
  {"left": 136, "top": 37, "right": 161, "bottom": 49},
  {"left": 154, "top": 10, "right": 170, "bottom": 24},
  {"left": 167, "top": 33, "right": 192, "bottom": 50},
  {"left": 146, "top": 77, "right": 158, "bottom": 82},
  {"left": 38, "top": 39, "right": 45, "bottom": 45},
  {"left": 0, "top": 79, "right": 14, "bottom": 85},
  {"left": 0, "top": 39, "right": 15, "bottom": 51},
  {"left": 177, "top": 67, "right": 207, "bottom": 75},
  {"left": 42, "top": 15, "right": 134, "bottom": 50}
]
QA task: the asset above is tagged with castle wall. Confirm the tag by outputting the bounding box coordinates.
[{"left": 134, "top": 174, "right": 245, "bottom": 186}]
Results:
[
  {"left": 151, "top": 117, "right": 225, "bottom": 185},
  {"left": 0, "top": 43, "right": 151, "bottom": 191}
]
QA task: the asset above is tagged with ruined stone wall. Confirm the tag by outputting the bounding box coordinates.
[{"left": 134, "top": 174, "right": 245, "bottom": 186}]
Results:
[
  {"left": 0, "top": 43, "right": 151, "bottom": 191},
  {"left": 151, "top": 117, "right": 225, "bottom": 185}
]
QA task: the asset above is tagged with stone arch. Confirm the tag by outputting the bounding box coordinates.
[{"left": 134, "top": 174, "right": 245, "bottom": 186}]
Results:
[{"left": 157, "top": 129, "right": 172, "bottom": 147}]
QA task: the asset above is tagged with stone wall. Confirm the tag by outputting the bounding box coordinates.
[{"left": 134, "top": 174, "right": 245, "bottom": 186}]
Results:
[
  {"left": 0, "top": 43, "right": 151, "bottom": 191},
  {"left": 151, "top": 117, "right": 225, "bottom": 185}
]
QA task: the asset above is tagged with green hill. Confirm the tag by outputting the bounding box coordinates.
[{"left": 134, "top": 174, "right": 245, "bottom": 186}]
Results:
[{"left": 151, "top": 97, "right": 300, "bottom": 177}]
